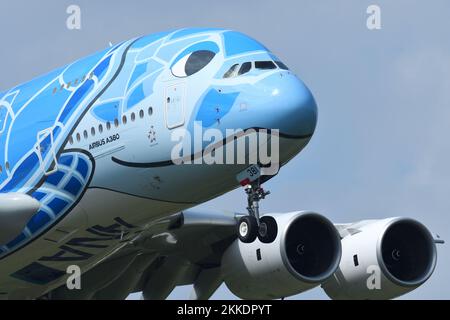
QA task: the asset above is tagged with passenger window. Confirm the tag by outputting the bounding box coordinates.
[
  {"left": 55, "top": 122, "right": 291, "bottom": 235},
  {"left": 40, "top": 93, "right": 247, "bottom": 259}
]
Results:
[
  {"left": 148, "top": 107, "right": 153, "bottom": 116},
  {"left": 69, "top": 136, "right": 74, "bottom": 145},
  {"left": 255, "top": 61, "right": 276, "bottom": 70},
  {"left": 238, "top": 62, "right": 252, "bottom": 76},
  {"left": 139, "top": 110, "right": 144, "bottom": 119},
  {"left": 76, "top": 133, "right": 81, "bottom": 142},
  {"left": 99, "top": 124, "right": 103, "bottom": 134},
  {"left": 106, "top": 122, "right": 111, "bottom": 130},
  {"left": 223, "top": 64, "right": 239, "bottom": 78},
  {"left": 122, "top": 115, "right": 127, "bottom": 125},
  {"left": 131, "top": 113, "right": 136, "bottom": 122},
  {"left": 114, "top": 119, "right": 119, "bottom": 128},
  {"left": 91, "top": 127, "right": 96, "bottom": 136},
  {"left": 83, "top": 130, "right": 88, "bottom": 139}
]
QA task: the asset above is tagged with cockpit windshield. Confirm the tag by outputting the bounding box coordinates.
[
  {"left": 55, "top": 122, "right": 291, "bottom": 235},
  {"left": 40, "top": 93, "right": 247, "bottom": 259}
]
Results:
[
  {"left": 255, "top": 61, "right": 276, "bottom": 70},
  {"left": 223, "top": 64, "right": 240, "bottom": 78},
  {"left": 238, "top": 62, "right": 252, "bottom": 76},
  {"left": 223, "top": 60, "right": 289, "bottom": 78},
  {"left": 275, "top": 61, "right": 289, "bottom": 70}
]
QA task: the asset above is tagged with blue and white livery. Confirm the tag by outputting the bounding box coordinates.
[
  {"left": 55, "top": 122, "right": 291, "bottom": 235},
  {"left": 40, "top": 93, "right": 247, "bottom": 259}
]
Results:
[{"left": 0, "top": 28, "right": 441, "bottom": 300}]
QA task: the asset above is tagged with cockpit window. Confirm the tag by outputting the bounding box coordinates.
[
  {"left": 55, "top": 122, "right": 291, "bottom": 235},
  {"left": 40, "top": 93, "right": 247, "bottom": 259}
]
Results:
[
  {"left": 172, "top": 50, "right": 216, "bottom": 77},
  {"left": 238, "top": 62, "right": 252, "bottom": 76},
  {"left": 275, "top": 61, "right": 289, "bottom": 70},
  {"left": 255, "top": 61, "right": 276, "bottom": 70},
  {"left": 223, "top": 64, "right": 240, "bottom": 78},
  {"left": 223, "top": 59, "right": 289, "bottom": 79}
]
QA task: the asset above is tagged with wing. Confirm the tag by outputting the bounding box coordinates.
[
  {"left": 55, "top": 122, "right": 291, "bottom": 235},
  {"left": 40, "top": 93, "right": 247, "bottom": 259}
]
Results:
[
  {"left": 45, "top": 212, "right": 444, "bottom": 300},
  {"left": 0, "top": 193, "right": 40, "bottom": 244},
  {"left": 47, "top": 209, "right": 238, "bottom": 300}
]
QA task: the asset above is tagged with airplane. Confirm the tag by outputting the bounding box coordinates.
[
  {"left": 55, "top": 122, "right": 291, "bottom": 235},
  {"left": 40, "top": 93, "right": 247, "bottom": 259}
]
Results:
[{"left": 0, "top": 27, "right": 443, "bottom": 300}]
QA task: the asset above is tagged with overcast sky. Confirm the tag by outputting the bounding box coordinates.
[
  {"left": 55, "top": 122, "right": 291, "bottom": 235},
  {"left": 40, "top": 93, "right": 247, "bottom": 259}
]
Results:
[{"left": 1, "top": 0, "right": 449, "bottom": 300}]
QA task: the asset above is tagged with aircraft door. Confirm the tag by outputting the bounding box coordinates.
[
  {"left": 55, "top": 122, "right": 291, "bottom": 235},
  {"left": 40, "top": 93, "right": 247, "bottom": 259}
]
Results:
[{"left": 165, "top": 83, "right": 186, "bottom": 129}]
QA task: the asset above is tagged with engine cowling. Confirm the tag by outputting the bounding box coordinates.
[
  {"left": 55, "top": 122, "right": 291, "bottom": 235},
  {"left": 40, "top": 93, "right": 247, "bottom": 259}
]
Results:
[
  {"left": 322, "top": 218, "right": 437, "bottom": 300},
  {"left": 221, "top": 211, "right": 342, "bottom": 299}
]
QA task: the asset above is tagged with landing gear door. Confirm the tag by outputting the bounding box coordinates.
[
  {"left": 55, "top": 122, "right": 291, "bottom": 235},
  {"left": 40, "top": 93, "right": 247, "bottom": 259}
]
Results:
[
  {"left": 165, "top": 83, "right": 186, "bottom": 129},
  {"left": 36, "top": 127, "right": 58, "bottom": 176}
]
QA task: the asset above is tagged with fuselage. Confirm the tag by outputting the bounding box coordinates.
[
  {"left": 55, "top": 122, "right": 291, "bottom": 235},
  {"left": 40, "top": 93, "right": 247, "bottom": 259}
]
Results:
[{"left": 0, "top": 28, "right": 317, "bottom": 298}]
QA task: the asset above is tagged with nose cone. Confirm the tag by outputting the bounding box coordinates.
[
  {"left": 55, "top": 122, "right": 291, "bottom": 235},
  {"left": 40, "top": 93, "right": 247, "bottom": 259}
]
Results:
[{"left": 270, "top": 73, "right": 318, "bottom": 138}]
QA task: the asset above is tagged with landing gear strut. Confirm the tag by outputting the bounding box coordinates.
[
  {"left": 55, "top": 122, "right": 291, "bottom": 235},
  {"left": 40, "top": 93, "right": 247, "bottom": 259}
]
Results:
[{"left": 237, "top": 182, "right": 278, "bottom": 244}]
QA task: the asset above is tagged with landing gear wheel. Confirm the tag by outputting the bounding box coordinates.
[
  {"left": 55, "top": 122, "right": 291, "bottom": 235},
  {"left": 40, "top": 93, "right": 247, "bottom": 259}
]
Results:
[
  {"left": 258, "top": 216, "right": 278, "bottom": 243},
  {"left": 238, "top": 216, "right": 258, "bottom": 243}
]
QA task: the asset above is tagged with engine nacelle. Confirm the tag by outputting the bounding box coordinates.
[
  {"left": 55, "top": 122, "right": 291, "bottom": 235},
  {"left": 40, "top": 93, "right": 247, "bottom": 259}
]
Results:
[
  {"left": 221, "top": 212, "right": 342, "bottom": 299},
  {"left": 322, "top": 218, "right": 437, "bottom": 300}
]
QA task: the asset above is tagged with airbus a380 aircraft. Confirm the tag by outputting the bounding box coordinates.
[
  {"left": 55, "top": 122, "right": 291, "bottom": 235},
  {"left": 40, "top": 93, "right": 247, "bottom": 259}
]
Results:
[{"left": 0, "top": 28, "right": 443, "bottom": 300}]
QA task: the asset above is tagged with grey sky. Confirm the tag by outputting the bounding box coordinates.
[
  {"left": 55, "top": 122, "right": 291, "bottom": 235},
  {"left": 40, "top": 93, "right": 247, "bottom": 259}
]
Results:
[{"left": 1, "top": 0, "right": 449, "bottom": 300}]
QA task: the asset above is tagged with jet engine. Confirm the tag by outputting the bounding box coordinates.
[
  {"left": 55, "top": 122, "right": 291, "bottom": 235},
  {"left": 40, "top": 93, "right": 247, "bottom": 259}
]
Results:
[
  {"left": 322, "top": 218, "right": 437, "bottom": 299},
  {"left": 221, "top": 211, "right": 342, "bottom": 299}
]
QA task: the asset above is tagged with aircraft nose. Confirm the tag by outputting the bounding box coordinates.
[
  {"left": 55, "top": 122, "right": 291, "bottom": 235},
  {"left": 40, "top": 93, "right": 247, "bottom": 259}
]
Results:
[{"left": 271, "top": 73, "right": 318, "bottom": 138}]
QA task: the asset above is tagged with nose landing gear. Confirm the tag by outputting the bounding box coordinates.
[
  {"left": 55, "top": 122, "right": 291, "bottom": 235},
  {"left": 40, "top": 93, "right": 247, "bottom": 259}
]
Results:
[{"left": 237, "top": 182, "right": 278, "bottom": 244}]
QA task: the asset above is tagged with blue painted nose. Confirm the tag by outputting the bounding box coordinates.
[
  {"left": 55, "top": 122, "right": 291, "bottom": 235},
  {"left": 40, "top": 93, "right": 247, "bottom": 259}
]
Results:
[{"left": 270, "top": 73, "right": 318, "bottom": 138}]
